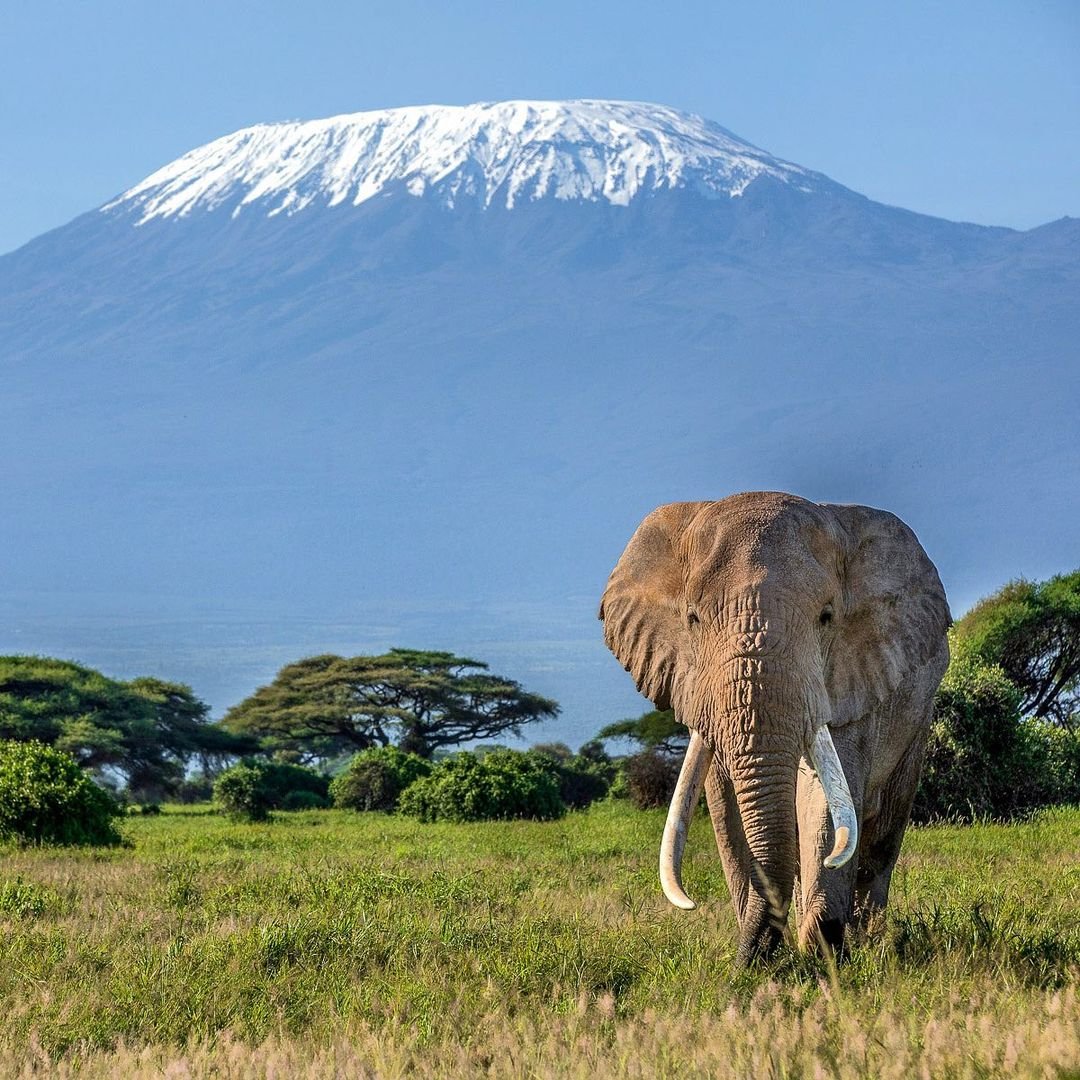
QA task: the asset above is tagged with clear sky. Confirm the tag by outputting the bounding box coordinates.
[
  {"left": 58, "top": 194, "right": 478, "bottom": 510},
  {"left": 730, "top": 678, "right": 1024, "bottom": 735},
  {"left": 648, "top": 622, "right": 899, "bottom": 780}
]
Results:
[{"left": 2, "top": 0, "right": 1078, "bottom": 255}]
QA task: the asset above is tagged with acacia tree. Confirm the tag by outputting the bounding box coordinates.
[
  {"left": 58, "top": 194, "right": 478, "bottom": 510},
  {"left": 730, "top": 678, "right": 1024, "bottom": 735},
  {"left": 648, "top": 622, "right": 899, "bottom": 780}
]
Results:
[
  {"left": 126, "top": 676, "right": 257, "bottom": 780},
  {"left": 221, "top": 648, "right": 559, "bottom": 762},
  {"left": 597, "top": 709, "right": 689, "bottom": 756},
  {"left": 0, "top": 656, "right": 249, "bottom": 795},
  {"left": 953, "top": 570, "right": 1080, "bottom": 726}
]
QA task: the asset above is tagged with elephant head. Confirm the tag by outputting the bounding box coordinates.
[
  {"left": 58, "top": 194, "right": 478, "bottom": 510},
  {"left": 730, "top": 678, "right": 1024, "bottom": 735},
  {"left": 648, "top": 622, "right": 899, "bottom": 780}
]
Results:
[{"left": 599, "top": 492, "right": 949, "bottom": 961}]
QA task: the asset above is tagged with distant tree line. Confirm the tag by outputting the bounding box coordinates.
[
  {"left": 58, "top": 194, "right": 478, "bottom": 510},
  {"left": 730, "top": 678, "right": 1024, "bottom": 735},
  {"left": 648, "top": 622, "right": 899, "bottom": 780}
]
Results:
[
  {"left": 1, "top": 569, "right": 1077, "bottom": 841},
  {"left": 0, "top": 647, "right": 563, "bottom": 822},
  {"left": 220, "top": 648, "right": 559, "bottom": 763}
]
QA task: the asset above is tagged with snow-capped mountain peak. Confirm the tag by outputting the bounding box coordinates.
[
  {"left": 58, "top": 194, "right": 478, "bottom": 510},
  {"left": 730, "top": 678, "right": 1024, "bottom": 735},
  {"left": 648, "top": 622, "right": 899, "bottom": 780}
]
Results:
[{"left": 104, "top": 99, "right": 834, "bottom": 223}]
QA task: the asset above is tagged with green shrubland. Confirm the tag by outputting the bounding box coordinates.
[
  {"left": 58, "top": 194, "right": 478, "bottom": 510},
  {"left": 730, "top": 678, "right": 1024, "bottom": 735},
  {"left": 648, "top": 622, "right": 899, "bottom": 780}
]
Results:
[
  {"left": 914, "top": 632, "right": 1080, "bottom": 822},
  {"left": 398, "top": 748, "right": 566, "bottom": 821}
]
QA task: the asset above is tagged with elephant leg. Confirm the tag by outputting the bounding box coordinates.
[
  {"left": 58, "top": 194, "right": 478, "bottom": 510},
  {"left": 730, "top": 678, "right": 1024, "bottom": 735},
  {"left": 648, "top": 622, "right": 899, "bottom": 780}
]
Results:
[
  {"left": 854, "top": 734, "right": 927, "bottom": 923},
  {"left": 704, "top": 767, "right": 752, "bottom": 928},
  {"left": 795, "top": 758, "right": 861, "bottom": 956}
]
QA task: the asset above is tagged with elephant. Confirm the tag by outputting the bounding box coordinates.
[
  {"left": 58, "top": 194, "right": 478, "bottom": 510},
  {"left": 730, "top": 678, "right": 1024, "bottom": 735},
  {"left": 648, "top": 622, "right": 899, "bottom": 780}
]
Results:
[{"left": 599, "top": 492, "right": 950, "bottom": 963}]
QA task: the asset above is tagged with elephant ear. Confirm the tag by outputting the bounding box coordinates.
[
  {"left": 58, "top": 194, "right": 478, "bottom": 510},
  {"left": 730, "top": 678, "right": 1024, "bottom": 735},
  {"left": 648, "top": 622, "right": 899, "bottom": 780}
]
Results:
[
  {"left": 824, "top": 503, "right": 951, "bottom": 727},
  {"left": 598, "top": 502, "right": 706, "bottom": 712}
]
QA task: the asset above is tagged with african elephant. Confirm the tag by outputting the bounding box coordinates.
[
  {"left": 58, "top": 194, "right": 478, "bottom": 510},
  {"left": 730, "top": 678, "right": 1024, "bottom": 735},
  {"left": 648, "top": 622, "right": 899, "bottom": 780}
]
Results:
[{"left": 599, "top": 492, "right": 949, "bottom": 963}]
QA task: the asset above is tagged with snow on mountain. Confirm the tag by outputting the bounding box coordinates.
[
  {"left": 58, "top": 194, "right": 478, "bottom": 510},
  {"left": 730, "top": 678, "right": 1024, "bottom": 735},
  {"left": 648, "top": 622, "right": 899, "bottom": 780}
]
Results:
[{"left": 103, "top": 100, "right": 836, "bottom": 223}]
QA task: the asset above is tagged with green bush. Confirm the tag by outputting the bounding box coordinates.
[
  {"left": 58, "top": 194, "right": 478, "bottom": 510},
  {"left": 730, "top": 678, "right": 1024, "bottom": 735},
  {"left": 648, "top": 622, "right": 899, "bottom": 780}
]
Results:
[
  {"left": 0, "top": 740, "right": 123, "bottom": 846},
  {"left": 398, "top": 749, "right": 565, "bottom": 822},
  {"left": 1018, "top": 719, "right": 1080, "bottom": 808},
  {"left": 214, "top": 763, "right": 273, "bottom": 821},
  {"left": 914, "top": 635, "right": 1080, "bottom": 822},
  {"left": 259, "top": 761, "right": 330, "bottom": 808},
  {"left": 1047, "top": 724, "right": 1080, "bottom": 802},
  {"left": 330, "top": 746, "right": 432, "bottom": 812},
  {"left": 623, "top": 750, "right": 679, "bottom": 810},
  {"left": 213, "top": 760, "right": 330, "bottom": 821},
  {"left": 528, "top": 743, "right": 613, "bottom": 810},
  {"left": 280, "top": 789, "right": 330, "bottom": 811}
]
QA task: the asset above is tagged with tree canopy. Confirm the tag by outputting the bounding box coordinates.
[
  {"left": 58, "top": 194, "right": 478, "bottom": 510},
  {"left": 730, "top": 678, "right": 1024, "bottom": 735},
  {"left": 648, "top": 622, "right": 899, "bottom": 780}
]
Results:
[
  {"left": 953, "top": 570, "right": 1080, "bottom": 726},
  {"left": 0, "top": 656, "right": 252, "bottom": 795},
  {"left": 597, "top": 709, "right": 689, "bottom": 756},
  {"left": 221, "top": 648, "right": 559, "bottom": 761}
]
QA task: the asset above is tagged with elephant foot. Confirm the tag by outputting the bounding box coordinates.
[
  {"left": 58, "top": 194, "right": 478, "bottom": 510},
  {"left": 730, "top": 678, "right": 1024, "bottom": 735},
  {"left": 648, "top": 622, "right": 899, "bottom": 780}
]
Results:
[
  {"left": 735, "top": 924, "right": 785, "bottom": 967},
  {"left": 736, "top": 903, "right": 789, "bottom": 966},
  {"left": 798, "top": 915, "right": 847, "bottom": 960}
]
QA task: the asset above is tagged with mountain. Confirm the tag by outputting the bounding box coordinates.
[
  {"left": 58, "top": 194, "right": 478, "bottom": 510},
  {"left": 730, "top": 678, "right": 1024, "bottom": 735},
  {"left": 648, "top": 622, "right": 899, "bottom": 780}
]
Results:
[
  {"left": 2, "top": 100, "right": 1078, "bottom": 741},
  {"left": 105, "top": 100, "right": 838, "bottom": 216}
]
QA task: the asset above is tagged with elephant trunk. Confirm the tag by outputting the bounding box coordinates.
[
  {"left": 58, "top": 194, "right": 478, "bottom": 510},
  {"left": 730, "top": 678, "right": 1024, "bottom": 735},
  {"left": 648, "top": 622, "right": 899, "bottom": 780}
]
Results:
[
  {"left": 727, "top": 739, "right": 800, "bottom": 964},
  {"left": 660, "top": 726, "right": 858, "bottom": 902},
  {"left": 658, "top": 640, "right": 860, "bottom": 962}
]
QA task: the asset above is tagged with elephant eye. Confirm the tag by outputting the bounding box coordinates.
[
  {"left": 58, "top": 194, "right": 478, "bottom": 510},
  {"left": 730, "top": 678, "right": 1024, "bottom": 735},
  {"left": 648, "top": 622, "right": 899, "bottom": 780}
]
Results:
[
  {"left": 819, "top": 605, "right": 834, "bottom": 625},
  {"left": 686, "top": 607, "right": 700, "bottom": 627}
]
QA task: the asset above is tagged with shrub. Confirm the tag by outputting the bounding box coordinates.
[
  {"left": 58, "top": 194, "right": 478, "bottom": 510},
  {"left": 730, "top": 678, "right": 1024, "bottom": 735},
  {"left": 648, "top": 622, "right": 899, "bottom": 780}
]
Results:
[
  {"left": 259, "top": 761, "right": 330, "bottom": 808},
  {"left": 623, "top": 750, "right": 679, "bottom": 810},
  {"left": 0, "top": 740, "right": 123, "bottom": 845},
  {"left": 280, "top": 789, "right": 329, "bottom": 811},
  {"left": 398, "top": 749, "right": 565, "bottom": 822},
  {"left": 1040, "top": 722, "right": 1080, "bottom": 804},
  {"left": 214, "top": 763, "right": 273, "bottom": 822},
  {"left": 913, "top": 635, "right": 1080, "bottom": 822},
  {"left": 528, "top": 744, "right": 613, "bottom": 810},
  {"left": 330, "top": 747, "right": 432, "bottom": 812},
  {"left": 213, "top": 760, "right": 330, "bottom": 821}
]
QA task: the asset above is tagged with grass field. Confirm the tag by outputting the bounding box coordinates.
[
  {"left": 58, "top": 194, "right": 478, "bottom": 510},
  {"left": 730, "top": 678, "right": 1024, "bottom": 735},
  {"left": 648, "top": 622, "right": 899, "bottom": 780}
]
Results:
[{"left": 1, "top": 801, "right": 1079, "bottom": 1078}]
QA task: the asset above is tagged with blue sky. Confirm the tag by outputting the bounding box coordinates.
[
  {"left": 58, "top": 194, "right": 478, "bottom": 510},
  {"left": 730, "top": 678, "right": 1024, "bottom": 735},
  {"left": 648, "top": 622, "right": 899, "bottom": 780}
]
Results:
[{"left": 2, "top": 0, "right": 1078, "bottom": 254}]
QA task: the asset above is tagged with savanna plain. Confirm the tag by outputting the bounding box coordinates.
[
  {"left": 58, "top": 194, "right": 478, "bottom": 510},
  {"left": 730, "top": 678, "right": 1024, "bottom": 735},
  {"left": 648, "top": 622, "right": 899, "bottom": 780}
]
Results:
[{"left": 2, "top": 802, "right": 1079, "bottom": 1078}]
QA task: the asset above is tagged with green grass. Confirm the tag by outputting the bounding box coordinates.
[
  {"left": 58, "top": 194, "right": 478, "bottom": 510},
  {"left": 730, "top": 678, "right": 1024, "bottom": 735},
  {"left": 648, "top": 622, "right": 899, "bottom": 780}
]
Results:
[{"left": 1, "top": 801, "right": 1079, "bottom": 1077}]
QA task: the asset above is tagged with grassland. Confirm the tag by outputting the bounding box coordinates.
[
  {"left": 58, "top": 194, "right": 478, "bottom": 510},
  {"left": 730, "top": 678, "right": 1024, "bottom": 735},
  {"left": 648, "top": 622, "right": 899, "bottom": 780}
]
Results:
[{"left": 1, "top": 801, "right": 1078, "bottom": 1078}]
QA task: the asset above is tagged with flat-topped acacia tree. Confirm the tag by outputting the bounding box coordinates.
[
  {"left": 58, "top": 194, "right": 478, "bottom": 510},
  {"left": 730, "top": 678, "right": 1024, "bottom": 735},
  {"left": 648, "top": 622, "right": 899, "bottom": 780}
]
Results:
[{"left": 221, "top": 649, "right": 559, "bottom": 762}]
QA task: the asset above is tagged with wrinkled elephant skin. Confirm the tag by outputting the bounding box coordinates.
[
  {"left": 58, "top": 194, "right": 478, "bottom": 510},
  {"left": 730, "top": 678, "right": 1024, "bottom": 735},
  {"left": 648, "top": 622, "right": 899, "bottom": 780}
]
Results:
[{"left": 599, "top": 492, "right": 950, "bottom": 963}]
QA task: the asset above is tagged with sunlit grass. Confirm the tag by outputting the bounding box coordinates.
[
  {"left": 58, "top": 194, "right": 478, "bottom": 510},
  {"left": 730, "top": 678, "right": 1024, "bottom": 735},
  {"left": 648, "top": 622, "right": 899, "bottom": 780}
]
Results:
[{"left": 1, "top": 802, "right": 1078, "bottom": 1076}]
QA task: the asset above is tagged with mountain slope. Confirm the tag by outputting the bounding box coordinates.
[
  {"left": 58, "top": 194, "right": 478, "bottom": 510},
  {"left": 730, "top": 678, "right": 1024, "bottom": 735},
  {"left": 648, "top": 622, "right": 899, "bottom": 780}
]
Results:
[{"left": 1, "top": 101, "right": 1077, "bottom": 738}]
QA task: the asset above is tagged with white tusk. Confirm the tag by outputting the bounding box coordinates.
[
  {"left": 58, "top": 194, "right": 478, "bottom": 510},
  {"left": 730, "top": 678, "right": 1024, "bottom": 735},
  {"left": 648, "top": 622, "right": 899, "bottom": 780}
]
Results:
[
  {"left": 659, "top": 731, "right": 711, "bottom": 910},
  {"left": 809, "top": 725, "right": 859, "bottom": 869}
]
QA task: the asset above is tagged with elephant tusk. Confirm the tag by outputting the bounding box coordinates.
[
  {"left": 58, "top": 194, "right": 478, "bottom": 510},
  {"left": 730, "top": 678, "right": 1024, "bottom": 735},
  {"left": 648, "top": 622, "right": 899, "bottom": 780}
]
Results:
[
  {"left": 659, "top": 730, "right": 711, "bottom": 910},
  {"left": 809, "top": 726, "right": 859, "bottom": 869}
]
